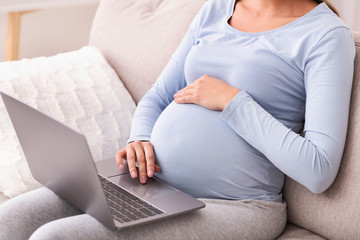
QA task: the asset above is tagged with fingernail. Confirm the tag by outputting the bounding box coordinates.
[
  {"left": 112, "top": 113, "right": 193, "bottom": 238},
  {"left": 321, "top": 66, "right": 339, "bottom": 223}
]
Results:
[
  {"left": 118, "top": 163, "right": 123, "bottom": 169},
  {"left": 148, "top": 170, "right": 153, "bottom": 177},
  {"left": 131, "top": 171, "right": 137, "bottom": 178},
  {"left": 141, "top": 175, "right": 147, "bottom": 183}
]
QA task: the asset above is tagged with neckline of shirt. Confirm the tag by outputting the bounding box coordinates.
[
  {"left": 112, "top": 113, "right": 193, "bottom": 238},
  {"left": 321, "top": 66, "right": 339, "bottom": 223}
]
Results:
[{"left": 224, "top": 0, "right": 327, "bottom": 37}]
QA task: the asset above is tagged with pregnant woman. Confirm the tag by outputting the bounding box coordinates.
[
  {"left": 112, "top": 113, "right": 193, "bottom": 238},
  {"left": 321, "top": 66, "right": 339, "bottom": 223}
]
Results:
[{"left": 0, "top": 0, "right": 355, "bottom": 239}]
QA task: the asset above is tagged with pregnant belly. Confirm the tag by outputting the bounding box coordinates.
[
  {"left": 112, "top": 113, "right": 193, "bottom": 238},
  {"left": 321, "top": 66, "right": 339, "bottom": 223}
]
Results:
[{"left": 150, "top": 102, "right": 278, "bottom": 199}]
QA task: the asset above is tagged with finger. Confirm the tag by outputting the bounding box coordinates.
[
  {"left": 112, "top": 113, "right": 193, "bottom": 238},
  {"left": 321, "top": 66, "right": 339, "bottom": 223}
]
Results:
[
  {"left": 174, "top": 95, "right": 194, "bottom": 104},
  {"left": 155, "top": 164, "right": 161, "bottom": 172},
  {"left": 126, "top": 145, "right": 138, "bottom": 179},
  {"left": 133, "top": 141, "right": 147, "bottom": 184},
  {"left": 143, "top": 142, "right": 155, "bottom": 177},
  {"left": 173, "top": 90, "right": 184, "bottom": 99},
  {"left": 174, "top": 85, "right": 192, "bottom": 98},
  {"left": 116, "top": 150, "right": 125, "bottom": 169}
]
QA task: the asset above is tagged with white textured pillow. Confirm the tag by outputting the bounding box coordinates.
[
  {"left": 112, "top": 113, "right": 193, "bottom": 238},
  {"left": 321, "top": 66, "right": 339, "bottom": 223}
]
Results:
[{"left": 0, "top": 46, "right": 136, "bottom": 198}]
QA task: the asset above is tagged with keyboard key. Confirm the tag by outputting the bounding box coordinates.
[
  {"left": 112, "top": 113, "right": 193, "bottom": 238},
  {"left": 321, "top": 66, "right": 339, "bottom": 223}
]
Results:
[
  {"left": 134, "top": 211, "right": 148, "bottom": 218},
  {"left": 99, "top": 175, "right": 164, "bottom": 223},
  {"left": 139, "top": 207, "right": 156, "bottom": 216}
]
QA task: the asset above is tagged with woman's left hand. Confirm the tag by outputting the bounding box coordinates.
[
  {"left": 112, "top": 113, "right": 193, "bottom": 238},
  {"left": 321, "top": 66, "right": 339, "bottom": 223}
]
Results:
[{"left": 173, "top": 75, "right": 240, "bottom": 111}]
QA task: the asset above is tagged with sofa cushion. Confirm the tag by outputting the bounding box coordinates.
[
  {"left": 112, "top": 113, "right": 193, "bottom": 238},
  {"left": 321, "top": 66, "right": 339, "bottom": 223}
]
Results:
[
  {"left": 283, "top": 32, "right": 360, "bottom": 239},
  {"left": 0, "top": 193, "right": 9, "bottom": 205},
  {"left": 89, "top": 0, "right": 206, "bottom": 104},
  {"left": 0, "top": 46, "right": 136, "bottom": 198},
  {"left": 277, "top": 223, "right": 326, "bottom": 240}
]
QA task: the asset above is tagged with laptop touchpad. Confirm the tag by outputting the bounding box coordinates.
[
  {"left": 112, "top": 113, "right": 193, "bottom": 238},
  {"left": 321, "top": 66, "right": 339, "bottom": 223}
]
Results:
[{"left": 108, "top": 174, "right": 177, "bottom": 201}]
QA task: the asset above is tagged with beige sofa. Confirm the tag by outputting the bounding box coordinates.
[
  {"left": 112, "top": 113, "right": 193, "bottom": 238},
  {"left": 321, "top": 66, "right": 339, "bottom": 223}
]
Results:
[{"left": 1, "top": 0, "right": 359, "bottom": 239}]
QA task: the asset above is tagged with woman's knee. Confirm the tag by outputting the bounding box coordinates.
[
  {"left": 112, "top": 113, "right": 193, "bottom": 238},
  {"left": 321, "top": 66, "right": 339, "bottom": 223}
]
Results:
[
  {"left": 29, "top": 221, "right": 65, "bottom": 240},
  {"left": 0, "top": 188, "right": 51, "bottom": 240},
  {"left": 29, "top": 214, "right": 117, "bottom": 240},
  {"left": 0, "top": 187, "right": 82, "bottom": 240},
  {"left": 0, "top": 198, "right": 30, "bottom": 240}
]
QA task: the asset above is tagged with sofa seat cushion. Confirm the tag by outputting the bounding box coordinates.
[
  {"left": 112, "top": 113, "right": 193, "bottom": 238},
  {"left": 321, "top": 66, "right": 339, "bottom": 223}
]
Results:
[
  {"left": 277, "top": 224, "right": 326, "bottom": 240},
  {"left": 0, "top": 46, "right": 136, "bottom": 198}
]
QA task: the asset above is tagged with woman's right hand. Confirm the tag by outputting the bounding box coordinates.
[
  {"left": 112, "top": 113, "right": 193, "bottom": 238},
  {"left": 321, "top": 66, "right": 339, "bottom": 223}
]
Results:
[{"left": 116, "top": 141, "right": 161, "bottom": 184}]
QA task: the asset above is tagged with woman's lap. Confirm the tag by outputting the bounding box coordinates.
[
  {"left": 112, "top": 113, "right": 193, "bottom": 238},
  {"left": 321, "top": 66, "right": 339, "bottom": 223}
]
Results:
[{"left": 0, "top": 187, "right": 287, "bottom": 240}]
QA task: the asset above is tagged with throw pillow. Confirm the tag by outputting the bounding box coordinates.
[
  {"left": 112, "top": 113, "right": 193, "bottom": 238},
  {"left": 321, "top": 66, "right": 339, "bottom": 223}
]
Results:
[{"left": 0, "top": 46, "right": 136, "bottom": 198}]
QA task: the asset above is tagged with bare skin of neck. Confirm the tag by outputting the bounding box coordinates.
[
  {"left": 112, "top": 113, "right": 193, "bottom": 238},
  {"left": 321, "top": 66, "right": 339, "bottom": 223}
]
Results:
[{"left": 229, "top": 0, "right": 319, "bottom": 33}]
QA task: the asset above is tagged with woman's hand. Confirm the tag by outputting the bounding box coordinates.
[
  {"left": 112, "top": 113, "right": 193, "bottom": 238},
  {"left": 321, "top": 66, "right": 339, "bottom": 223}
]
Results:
[
  {"left": 116, "top": 141, "right": 161, "bottom": 184},
  {"left": 173, "top": 75, "right": 240, "bottom": 111}
]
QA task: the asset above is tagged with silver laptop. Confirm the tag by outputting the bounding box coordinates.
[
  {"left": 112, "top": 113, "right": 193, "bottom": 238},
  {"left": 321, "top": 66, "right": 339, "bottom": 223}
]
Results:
[{"left": 1, "top": 92, "right": 205, "bottom": 230}]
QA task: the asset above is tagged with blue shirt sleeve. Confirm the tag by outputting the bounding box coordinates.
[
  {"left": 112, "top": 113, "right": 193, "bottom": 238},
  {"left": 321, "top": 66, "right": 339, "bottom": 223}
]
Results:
[{"left": 220, "top": 27, "right": 355, "bottom": 193}]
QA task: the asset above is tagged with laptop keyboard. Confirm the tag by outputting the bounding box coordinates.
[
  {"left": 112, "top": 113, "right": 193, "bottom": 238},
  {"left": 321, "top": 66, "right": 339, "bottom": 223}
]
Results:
[{"left": 99, "top": 175, "right": 164, "bottom": 223}]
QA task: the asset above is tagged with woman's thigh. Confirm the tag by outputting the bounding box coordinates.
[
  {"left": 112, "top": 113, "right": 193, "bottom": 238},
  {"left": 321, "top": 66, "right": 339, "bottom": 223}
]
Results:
[
  {"left": 30, "top": 198, "right": 287, "bottom": 240},
  {"left": 0, "top": 187, "right": 81, "bottom": 240}
]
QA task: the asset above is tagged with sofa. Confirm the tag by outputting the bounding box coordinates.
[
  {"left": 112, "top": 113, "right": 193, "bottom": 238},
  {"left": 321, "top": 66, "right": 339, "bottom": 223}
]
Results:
[{"left": 0, "top": 0, "right": 359, "bottom": 239}]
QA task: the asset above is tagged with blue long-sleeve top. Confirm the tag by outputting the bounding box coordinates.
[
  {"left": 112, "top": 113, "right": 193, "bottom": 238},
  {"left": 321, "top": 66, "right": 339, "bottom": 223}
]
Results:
[{"left": 128, "top": 0, "right": 355, "bottom": 201}]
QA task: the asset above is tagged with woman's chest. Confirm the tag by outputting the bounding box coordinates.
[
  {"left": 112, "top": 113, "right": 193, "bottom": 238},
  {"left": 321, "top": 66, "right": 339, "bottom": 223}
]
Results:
[
  {"left": 229, "top": 13, "right": 298, "bottom": 33},
  {"left": 185, "top": 38, "right": 305, "bottom": 99}
]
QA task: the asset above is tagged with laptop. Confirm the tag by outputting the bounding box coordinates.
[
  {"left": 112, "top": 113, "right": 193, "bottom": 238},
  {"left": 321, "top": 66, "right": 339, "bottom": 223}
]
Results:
[{"left": 1, "top": 92, "right": 205, "bottom": 230}]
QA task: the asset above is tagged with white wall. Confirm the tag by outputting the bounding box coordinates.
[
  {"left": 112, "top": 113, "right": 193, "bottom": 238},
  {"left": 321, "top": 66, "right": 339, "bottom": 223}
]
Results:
[
  {"left": 0, "top": 4, "right": 98, "bottom": 61},
  {"left": 329, "top": 0, "right": 360, "bottom": 32}
]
